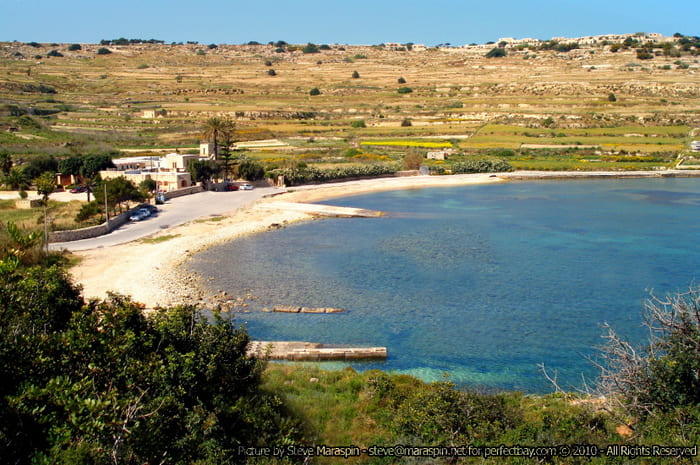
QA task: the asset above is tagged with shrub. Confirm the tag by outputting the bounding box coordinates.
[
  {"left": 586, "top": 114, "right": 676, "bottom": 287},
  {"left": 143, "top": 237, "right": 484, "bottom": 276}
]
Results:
[
  {"left": 397, "top": 87, "right": 413, "bottom": 94},
  {"left": 401, "top": 118, "right": 412, "bottom": 127},
  {"left": 27, "top": 41, "right": 41, "bottom": 48},
  {"left": 354, "top": 54, "right": 367, "bottom": 59},
  {"left": 636, "top": 49, "right": 654, "bottom": 60},
  {"left": 47, "top": 50, "right": 63, "bottom": 57},
  {"left": 75, "top": 201, "right": 103, "bottom": 222},
  {"left": 352, "top": 70, "right": 360, "bottom": 78},
  {"left": 596, "top": 287, "right": 700, "bottom": 416},
  {"left": 309, "top": 87, "right": 321, "bottom": 96},
  {"left": 136, "top": 63, "right": 149, "bottom": 69},
  {"left": 607, "top": 92, "right": 617, "bottom": 102},
  {"left": 267, "top": 68, "right": 277, "bottom": 76},
  {"left": 264, "top": 60, "right": 272, "bottom": 66},
  {"left": 96, "top": 47, "right": 112, "bottom": 55},
  {"left": 67, "top": 43, "right": 81, "bottom": 51},
  {"left": 448, "top": 158, "right": 513, "bottom": 174},
  {"left": 486, "top": 47, "right": 507, "bottom": 58},
  {"left": 350, "top": 120, "right": 366, "bottom": 128},
  {"left": 403, "top": 150, "right": 424, "bottom": 169},
  {"left": 302, "top": 43, "right": 319, "bottom": 54},
  {"left": 269, "top": 164, "right": 397, "bottom": 186},
  {"left": 398, "top": 77, "right": 406, "bottom": 84}
]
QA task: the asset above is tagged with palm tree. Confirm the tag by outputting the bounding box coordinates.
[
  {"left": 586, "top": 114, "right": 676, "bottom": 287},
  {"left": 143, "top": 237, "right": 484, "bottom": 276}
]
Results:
[{"left": 202, "top": 117, "right": 235, "bottom": 160}]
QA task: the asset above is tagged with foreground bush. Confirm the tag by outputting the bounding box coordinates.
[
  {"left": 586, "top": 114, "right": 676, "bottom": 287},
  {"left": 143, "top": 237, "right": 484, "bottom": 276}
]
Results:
[{"left": 0, "top": 254, "right": 303, "bottom": 464}]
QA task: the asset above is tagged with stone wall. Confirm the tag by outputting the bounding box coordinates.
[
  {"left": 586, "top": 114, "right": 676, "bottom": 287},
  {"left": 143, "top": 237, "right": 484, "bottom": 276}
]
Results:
[
  {"left": 48, "top": 209, "right": 132, "bottom": 243},
  {"left": 162, "top": 185, "right": 203, "bottom": 200}
]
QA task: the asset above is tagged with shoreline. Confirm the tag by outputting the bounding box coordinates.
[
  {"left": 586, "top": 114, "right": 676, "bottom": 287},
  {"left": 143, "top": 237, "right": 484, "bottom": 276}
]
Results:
[{"left": 70, "top": 170, "right": 699, "bottom": 308}]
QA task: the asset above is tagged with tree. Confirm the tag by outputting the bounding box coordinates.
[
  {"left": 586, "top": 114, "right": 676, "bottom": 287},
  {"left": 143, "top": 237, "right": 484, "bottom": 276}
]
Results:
[
  {"left": 34, "top": 172, "right": 56, "bottom": 205},
  {"left": 22, "top": 156, "right": 58, "bottom": 181},
  {"left": 67, "top": 43, "right": 81, "bottom": 51},
  {"left": 139, "top": 178, "right": 157, "bottom": 200},
  {"left": 57, "top": 155, "right": 83, "bottom": 176},
  {"left": 594, "top": 287, "right": 700, "bottom": 419},
  {"left": 80, "top": 154, "right": 114, "bottom": 202},
  {"left": 237, "top": 160, "right": 265, "bottom": 181},
  {"left": 0, "top": 151, "right": 12, "bottom": 177},
  {"left": 94, "top": 177, "right": 145, "bottom": 214},
  {"left": 96, "top": 47, "right": 112, "bottom": 55},
  {"left": 2, "top": 167, "right": 29, "bottom": 191},
  {"left": 187, "top": 159, "right": 221, "bottom": 185},
  {"left": 202, "top": 116, "right": 234, "bottom": 160}
]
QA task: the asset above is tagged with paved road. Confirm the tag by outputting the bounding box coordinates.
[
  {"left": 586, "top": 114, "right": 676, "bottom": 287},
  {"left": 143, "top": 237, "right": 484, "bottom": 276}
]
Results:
[{"left": 50, "top": 187, "right": 283, "bottom": 252}]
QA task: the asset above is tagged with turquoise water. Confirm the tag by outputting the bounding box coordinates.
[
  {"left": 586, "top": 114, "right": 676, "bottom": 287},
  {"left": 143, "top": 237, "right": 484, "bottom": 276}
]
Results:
[{"left": 186, "top": 178, "right": 700, "bottom": 392}]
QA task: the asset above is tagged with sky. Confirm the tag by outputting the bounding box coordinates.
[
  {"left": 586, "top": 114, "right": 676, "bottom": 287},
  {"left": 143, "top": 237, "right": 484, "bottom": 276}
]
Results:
[{"left": 1, "top": 0, "right": 696, "bottom": 46}]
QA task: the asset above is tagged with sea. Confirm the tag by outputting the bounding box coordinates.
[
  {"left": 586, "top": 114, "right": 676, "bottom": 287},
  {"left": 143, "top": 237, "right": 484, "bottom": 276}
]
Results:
[{"left": 185, "top": 177, "right": 700, "bottom": 392}]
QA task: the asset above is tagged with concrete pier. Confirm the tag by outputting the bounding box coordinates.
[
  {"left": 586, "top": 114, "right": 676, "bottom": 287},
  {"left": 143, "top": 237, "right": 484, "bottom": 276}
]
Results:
[{"left": 248, "top": 341, "right": 387, "bottom": 361}]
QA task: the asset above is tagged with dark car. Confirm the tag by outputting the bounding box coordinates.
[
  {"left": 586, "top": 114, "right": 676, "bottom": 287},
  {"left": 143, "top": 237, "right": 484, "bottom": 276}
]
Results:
[{"left": 70, "top": 186, "right": 87, "bottom": 193}]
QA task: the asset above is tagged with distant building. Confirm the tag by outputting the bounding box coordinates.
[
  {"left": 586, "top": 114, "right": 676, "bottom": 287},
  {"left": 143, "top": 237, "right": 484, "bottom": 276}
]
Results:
[
  {"left": 142, "top": 109, "right": 167, "bottom": 119},
  {"left": 691, "top": 141, "right": 700, "bottom": 152},
  {"left": 426, "top": 149, "right": 456, "bottom": 160},
  {"left": 200, "top": 142, "right": 216, "bottom": 159}
]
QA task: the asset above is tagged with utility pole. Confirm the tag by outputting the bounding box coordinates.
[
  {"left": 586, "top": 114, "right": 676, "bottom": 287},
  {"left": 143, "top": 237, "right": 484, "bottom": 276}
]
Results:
[{"left": 104, "top": 182, "right": 110, "bottom": 227}]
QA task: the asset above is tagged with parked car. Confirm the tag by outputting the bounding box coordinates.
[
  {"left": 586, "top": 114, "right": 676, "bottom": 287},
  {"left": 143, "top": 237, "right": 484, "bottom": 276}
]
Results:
[
  {"left": 240, "top": 183, "right": 254, "bottom": 190},
  {"left": 225, "top": 184, "right": 239, "bottom": 191},
  {"left": 129, "top": 210, "right": 148, "bottom": 221},
  {"left": 70, "top": 186, "right": 86, "bottom": 193}
]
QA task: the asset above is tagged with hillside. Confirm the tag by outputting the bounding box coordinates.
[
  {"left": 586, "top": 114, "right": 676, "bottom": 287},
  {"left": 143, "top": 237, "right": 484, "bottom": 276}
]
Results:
[{"left": 1, "top": 37, "right": 698, "bottom": 172}]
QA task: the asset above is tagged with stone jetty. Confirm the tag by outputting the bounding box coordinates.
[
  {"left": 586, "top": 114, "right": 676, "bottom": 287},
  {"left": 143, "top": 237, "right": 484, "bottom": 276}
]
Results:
[
  {"left": 273, "top": 305, "right": 346, "bottom": 313},
  {"left": 247, "top": 341, "right": 387, "bottom": 361}
]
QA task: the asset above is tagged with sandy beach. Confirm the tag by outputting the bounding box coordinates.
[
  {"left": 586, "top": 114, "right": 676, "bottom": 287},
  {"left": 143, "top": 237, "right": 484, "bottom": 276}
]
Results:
[{"left": 70, "top": 171, "right": 699, "bottom": 307}]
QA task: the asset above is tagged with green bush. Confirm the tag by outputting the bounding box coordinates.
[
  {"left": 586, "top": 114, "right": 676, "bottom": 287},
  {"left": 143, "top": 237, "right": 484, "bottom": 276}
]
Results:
[
  {"left": 75, "top": 201, "right": 103, "bottom": 222},
  {"left": 46, "top": 50, "right": 63, "bottom": 57},
  {"left": 67, "top": 43, "right": 81, "bottom": 51},
  {"left": 0, "top": 256, "right": 304, "bottom": 463},
  {"left": 96, "top": 47, "right": 112, "bottom": 55},
  {"left": 486, "top": 47, "right": 507, "bottom": 58},
  {"left": 350, "top": 120, "right": 366, "bottom": 128},
  {"left": 352, "top": 70, "right": 360, "bottom": 78},
  {"left": 397, "top": 86, "right": 413, "bottom": 94},
  {"left": 270, "top": 164, "right": 397, "bottom": 186},
  {"left": 302, "top": 43, "right": 319, "bottom": 54},
  {"left": 439, "top": 158, "right": 513, "bottom": 174},
  {"left": 309, "top": 87, "right": 321, "bottom": 96}
]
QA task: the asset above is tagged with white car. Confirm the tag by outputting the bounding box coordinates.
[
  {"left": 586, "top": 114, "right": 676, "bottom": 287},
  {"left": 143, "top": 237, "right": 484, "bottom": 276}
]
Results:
[{"left": 241, "top": 183, "right": 254, "bottom": 190}]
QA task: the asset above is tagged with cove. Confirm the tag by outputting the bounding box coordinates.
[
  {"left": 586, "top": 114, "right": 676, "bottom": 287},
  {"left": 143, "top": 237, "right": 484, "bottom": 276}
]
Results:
[{"left": 185, "top": 178, "right": 700, "bottom": 392}]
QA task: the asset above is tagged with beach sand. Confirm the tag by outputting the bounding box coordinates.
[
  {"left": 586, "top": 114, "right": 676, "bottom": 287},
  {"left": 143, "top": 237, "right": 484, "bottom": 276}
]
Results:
[{"left": 69, "top": 171, "right": 698, "bottom": 307}]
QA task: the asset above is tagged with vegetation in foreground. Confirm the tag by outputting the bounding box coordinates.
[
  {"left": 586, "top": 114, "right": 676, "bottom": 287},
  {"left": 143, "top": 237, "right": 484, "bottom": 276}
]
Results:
[{"left": 1, "top": 224, "right": 698, "bottom": 464}]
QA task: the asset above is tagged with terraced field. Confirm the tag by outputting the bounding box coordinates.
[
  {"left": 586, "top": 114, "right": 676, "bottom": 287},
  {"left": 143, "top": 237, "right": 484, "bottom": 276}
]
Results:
[{"left": 1, "top": 41, "right": 698, "bottom": 170}]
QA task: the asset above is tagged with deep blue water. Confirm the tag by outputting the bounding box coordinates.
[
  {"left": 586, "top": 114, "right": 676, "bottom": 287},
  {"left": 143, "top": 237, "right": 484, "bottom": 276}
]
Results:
[{"left": 186, "top": 178, "right": 700, "bottom": 392}]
